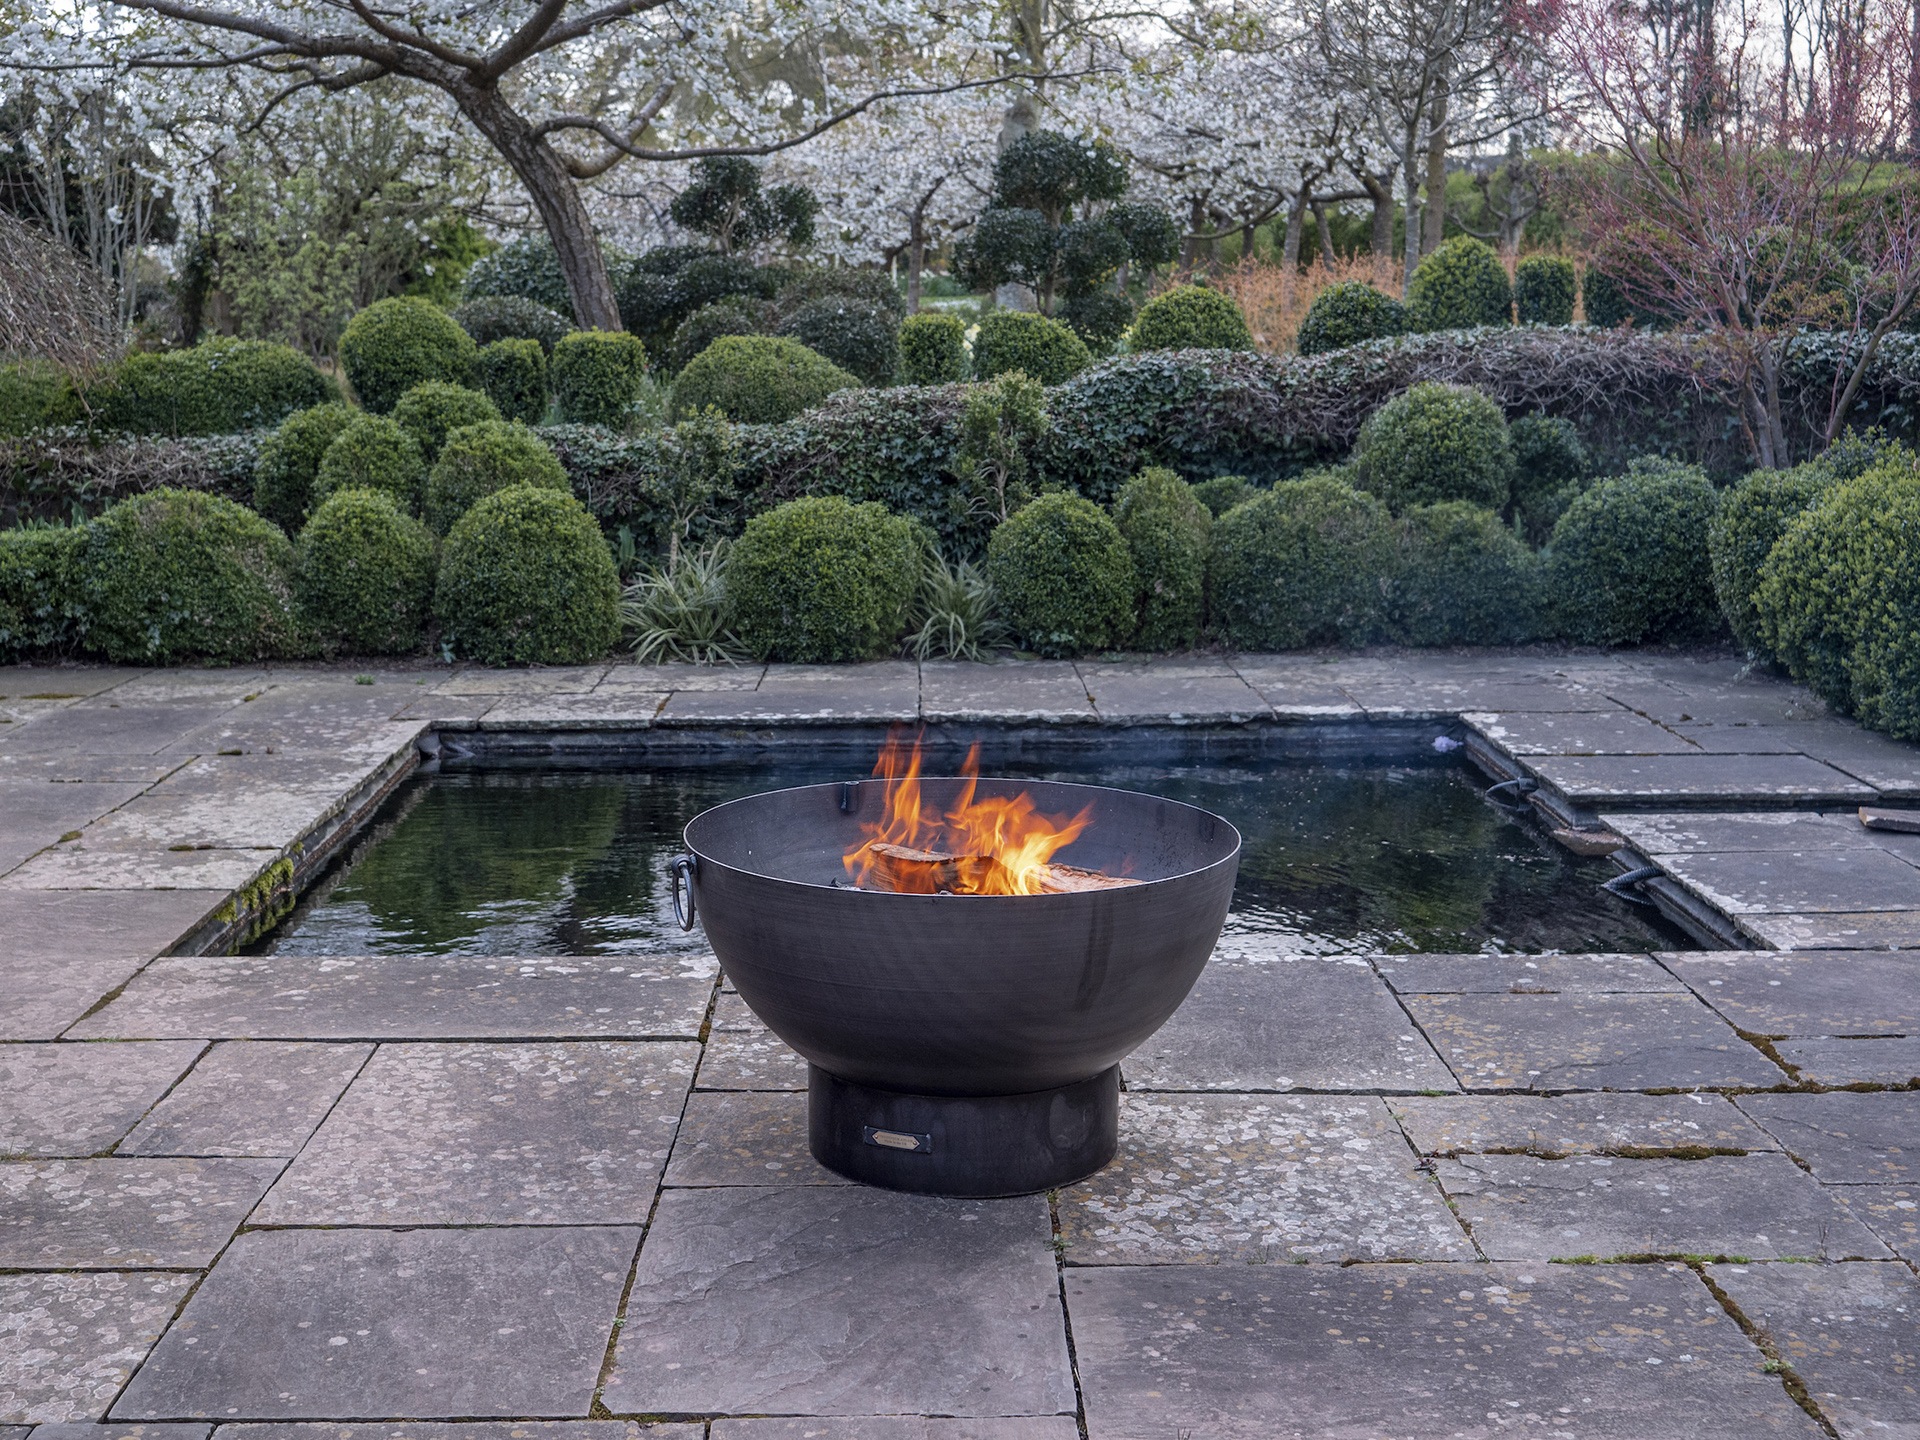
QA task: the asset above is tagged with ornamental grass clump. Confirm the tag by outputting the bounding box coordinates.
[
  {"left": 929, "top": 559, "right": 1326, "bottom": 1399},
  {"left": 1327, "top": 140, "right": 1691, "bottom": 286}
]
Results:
[
  {"left": 724, "top": 496, "right": 921, "bottom": 662},
  {"left": 1408, "top": 236, "right": 1513, "bottom": 331},
  {"left": 971, "top": 310, "right": 1092, "bottom": 385},
  {"left": 1295, "top": 282, "right": 1409, "bottom": 356},
  {"left": 1354, "top": 382, "right": 1515, "bottom": 513},
  {"left": 339, "top": 297, "right": 476, "bottom": 414},
  {"left": 1708, "top": 460, "right": 1837, "bottom": 659},
  {"left": 424, "top": 420, "right": 569, "bottom": 535},
  {"left": 434, "top": 485, "right": 621, "bottom": 665},
  {"left": 552, "top": 329, "right": 648, "bottom": 426},
  {"left": 1389, "top": 501, "right": 1541, "bottom": 645},
  {"left": 897, "top": 312, "right": 970, "bottom": 385},
  {"left": 984, "top": 491, "right": 1135, "bottom": 657},
  {"left": 905, "top": 552, "right": 1008, "bottom": 661},
  {"left": 391, "top": 381, "right": 501, "bottom": 465},
  {"left": 671, "top": 335, "right": 858, "bottom": 424},
  {"left": 1129, "top": 284, "right": 1255, "bottom": 352},
  {"left": 1112, "top": 467, "right": 1210, "bottom": 651},
  {"left": 621, "top": 541, "right": 744, "bottom": 665},
  {"left": 1544, "top": 457, "right": 1722, "bottom": 645},
  {"left": 253, "top": 402, "right": 356, "bottom": 532},
  {"left": 1207, "top": 474, "right": 1397, "bottom": 650},
  {"left": 294, "top": 488, "right": 436, "bottom": 655},
  {"left": 312, "top": 414, "right": 427, "bottom": 514}
]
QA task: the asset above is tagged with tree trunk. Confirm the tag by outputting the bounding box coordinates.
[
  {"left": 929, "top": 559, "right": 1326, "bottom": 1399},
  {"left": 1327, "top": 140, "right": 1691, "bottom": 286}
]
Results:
[
  {"left": 1423, "top": 68, "right": 1450, "bottom": 257},
  {"left": 907, "top": 206, "right": 926, "bottom": 314},
  {"left": 452, "top": 83, "right": 621, "bottom": 331},
  {"left": 1181, "top": 195, "right": 1207, "bottom": 274},
  {"left": 1357, "top": 170, "right": 1395, "bottom": 262},
  {"left": 1241, "top": 218, "right": 1257, "bottom": 264},
  {"left": 1279, "top": 183, "right": 1310, "bottom": 313},
  {"left": 1312, "top": 200, "right": 1336, "bottom": 265}
]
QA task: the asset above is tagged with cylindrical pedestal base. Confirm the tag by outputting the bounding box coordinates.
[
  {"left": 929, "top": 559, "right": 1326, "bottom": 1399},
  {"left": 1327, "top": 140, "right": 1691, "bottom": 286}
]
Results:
[{"left": 808, "top": 1064, "right": 1120, "bottom": 1197}]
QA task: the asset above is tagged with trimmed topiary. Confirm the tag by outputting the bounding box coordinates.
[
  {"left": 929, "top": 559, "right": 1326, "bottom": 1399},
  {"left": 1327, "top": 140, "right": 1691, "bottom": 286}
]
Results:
[
  {"left": 0, "top": 361, "right": 82, "bottom": 437},
  {"left": 1389, "top": 501, "right": 1541, "bottom": 645},
  {"left": 774, "top": 298, "right": 898, "bottom": 386},
  {"left": 671, "top": 335, "right": 858, "bottom": 424},
  {"left": 294, "top": 488, "right": 436, "bottom": 655},
  {"left": 312, "top": 414, "right": 426, "bottom": 513},
  {"left": 339, "top": 297, "right": 477, "bottom": 414},
  {"left": 1507, "top": 412, "right": 1591, "bottom": 545},
  {"left": 1545, "top": 458, "right": 1722, "bottom": 645},
  {"left": 667, "top": 300, "right": 762, "bottom": 375},
  {"left": 1514, "top": 255, "right": 1577, "bottom": 326},
  {"left": 391, "top": 382, "right": 501, "bottom": 465},
  {"left": 425, "top": 420, "right": 570, "bottom": 535},
  {"left": 552, "top": 329, "right": 648, "bottom": 426},
  {"left": 1709, "top": 460, "right": 1837, "bottom": 660},
  {"left": 434, "top": 484, "right": 621, "bottom": 665},
  {"left": 1191, "top": 475, "right": 1255, "bottom": 518},
  {"left": 92, "top": 338, "right": 336, "bottom": 436},
  {"left": 450, "top": 295, "right": 570, "bottom": 354},
  {"left": 985, "top": 491, "right": 1135, "bottom": 657},
  {"left": 0, "top": 526, "right": 83, "bottom": 660},
  {"left": 1112, "top": 467, "right": 1210, "bottom": 651},
  {"left": 1208, "top": 474, "right": 1397, "bottom": 650},
  {"left": 253, "top": 402, "right": 357, "bottom": 533},
  {"left": 1296, "top": 282, "right": 1409, "bottom": 357},
  {"left": 471, "top": 339, "right": 548, "bottom": 424},
  {"left": 723, "top": 496, "right": 921, "bottom": 663},
  {"left": 1407, "top": 236, "right": 1512, "bottom": 332},
  {"left": 1058, "top": 290, "right": 1135, "bottom": 352},
  {"left": 1355, "top": 382, "right": 1515, "bottom": 513},
  {"left": 72, "top": 489, "right": 298, "bottom": 662},
  {"left": 971, "top": 310, "right": 1091, "bottom": 386},
  {"left": 1129, "top": 284, "right": 1254, "bottom": 352},
  {"left": 773, "top": 265, "right": 907, "bottom": 320},
  {"left": 897, "top": 312, "right": 970, "bottom": 385}
]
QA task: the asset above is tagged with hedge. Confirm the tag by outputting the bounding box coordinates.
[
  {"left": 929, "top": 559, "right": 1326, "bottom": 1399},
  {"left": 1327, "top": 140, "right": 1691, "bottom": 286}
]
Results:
[
  {"left": 1390, "top": 501, "right": 1540, "bottom": 645},
  {"left": 1408, "top": 237, "right": 1512, "bottom": 331},
  {"left": 434, "top": 485, "right": 621, "bottom": 664},
  {"left": 391, "top": 382, "right": 501, "bottom": 465},
  {"left": 1190, "top": 475, "right": 1254, "bottom": 517},
  {"left": 672, "top": 335, "right": 857, "bottom": 424},
  {"left": 1546, "top": 458, "right": 1722, "bottom": 645},
  {"left": 1112, "top": 467, "right": 1209, "bottom": 650},
  {"left": 0, "top": 526, "right": 83, "bottom": 660},
  {"left": 426, "top": 420, "right": 570, "bottom": 535},
  {"left": 775, "top": 298, "right": 898, "bottom": 386},
  {"left": 898, "top": 313, "right": 970, "bottom": 385},
  {"left": 1129, "top": 285, "right": 1254, "bottom": 352},
  {"left": 92, "top": 339, "right": 336, "bottom": 436},
  {"left": 1354, "top": 382, "right": 1514, "bottom": 512},
  {"left": 450, "top": 295, "right": 570, "bottom": 354},
  {"left": 552, "top": 330, "right": 648, "bottom": 426},
  {"left": 985, "top": 491, "right": 1135, "bottom": 657},
  {"left": 973, "top": 311, "right": 1091, "bottom": 386},
  {"left": 1709, "top": 460, "right": 1837, "bottom": 659},
  {"left": 0, "top": 361, "right": 82, "bottom": 438},
  {"left": 724, "top": 496, "right": 921, "bottom": 662},
  {"left": 295, "top": 489, "right": 436, "bottom": 654},
  {"left": 1514, "top": 256, "right": 1577, "bottom": 326},
  {"left": 1208, "top": 475, "right": 1397, "bottom": 649},
  {"left": 339, "top": 297, "right": 477, "bottom": 414}
]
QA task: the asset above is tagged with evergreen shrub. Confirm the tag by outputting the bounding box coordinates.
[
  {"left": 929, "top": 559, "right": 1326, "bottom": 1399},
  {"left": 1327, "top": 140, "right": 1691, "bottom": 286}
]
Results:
[
  {"left": 434, "top": 485, "right": 621, "bottom": 664},
  {"left": 471, "top": 339, "right": 548, "bottom": 424},
  {"left": 1709, "top": 460, "right": 1837, "bottom": 659},
  {"left": 1545, "top": 458, "right": 1722, "bottom": 644},
  {"left": 339, "top": 297, "right": 476, "bottom": 413},
  {"left": 775, "top": 298, "right": 898, "bottom": 385},
  {"left": 253, "top": 402, "right": 356, "bottom": 533},
  {"left": 295, "top": 488, "right": 436, "bottom": 654},
  {"left": 897, "top": 312, "right": 970, "bottom": 385},
  {"left": 1191, "top": 475, "right": 1255, "bottom": 517},
  {"left": 972, "top": 310, "right": 1091, "bottom": 385},
  {"left": 724, "top": 496, "right": 921, "bottom": 662},
  {"left": 1389, "top": 501, "right": 1540, "bottom": 645},
  {"left": 1208, "top": 474, "right": 1397, "bottom": 649},
  {"left": 1112, "top": 467, "right": 1210, "bottom": 650},
  {"left": 391, "top": 382, "right": 500, "bottom": 464},
  {"left": 1058, "top": 290, "right": 1134, "bottom": 352},
  {"left": 984, "top": 491, "right": 1135, "bottom": 657},
  {"left": 0, "top": 526, "right": 83, "bottom": 659},
  {"left": 552, "top": 330, "right": 648, "bottom": 426},
  {"left": 1407, "top": 236, "right": 1512, "bottom": 331},
  {"left": 1507, "top": 412, "right": 1590, "bottom": 545},
  {"left": 425, "top": 420, "right": 569, "bottom": 535},
  {"left": 312, "top": 414, "right": 426, "bottom": 513},
  {"left": 1514, "top": 256, "right": 1577, "bottom": 326},
  {"left": 0, "top": 361, "right": 82, "bottom": 437},
  {"left": 671, "top": 335, "right": 857, "bottom": 424},
  {"left": 94, "top": 339, "right": 336, "bottom": 436},
  {"left": 667, "top": 300, "right": 761, "bottom": 375},
  {"left": 1129, "top": 285, "right": 1255, "bottom": 352},
  {"left": 450, "top": 295, "right": 570, "bottom": 353},
  {"left": 1355, "top": 381, "right": 1514, "bottom": 512},
  {"left": 1296, "top": 282, "right": 1409, "bottom": 356}
]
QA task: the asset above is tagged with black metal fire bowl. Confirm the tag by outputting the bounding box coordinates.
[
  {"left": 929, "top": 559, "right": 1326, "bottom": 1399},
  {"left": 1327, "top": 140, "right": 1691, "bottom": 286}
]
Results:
[{"left": 680, "top": 777, "right": 1240, "bottom": 1196}]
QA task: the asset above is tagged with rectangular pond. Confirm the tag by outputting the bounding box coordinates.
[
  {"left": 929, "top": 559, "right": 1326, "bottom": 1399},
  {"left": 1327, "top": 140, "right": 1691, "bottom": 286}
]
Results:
[{"left": 263, "top": 751, "right": 1688, "bottom": 957}]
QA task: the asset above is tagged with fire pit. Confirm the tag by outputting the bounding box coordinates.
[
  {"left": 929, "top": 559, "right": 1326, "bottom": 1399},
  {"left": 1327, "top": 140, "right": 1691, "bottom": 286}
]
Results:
[{"left": 674, "top": 739, "right": 1240, "bottom": 1196}]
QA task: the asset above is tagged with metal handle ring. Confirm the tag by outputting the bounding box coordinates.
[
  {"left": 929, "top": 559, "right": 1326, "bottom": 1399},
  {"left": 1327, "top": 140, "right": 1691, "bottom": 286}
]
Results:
[{"left": 670, "top": 854, "right": 698, "bottom": 932}]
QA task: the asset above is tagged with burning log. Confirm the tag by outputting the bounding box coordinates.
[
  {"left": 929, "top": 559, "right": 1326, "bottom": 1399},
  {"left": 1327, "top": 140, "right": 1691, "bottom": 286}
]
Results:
[{"left": 860, "top": 842, "right": 1138, "bottom": 896}]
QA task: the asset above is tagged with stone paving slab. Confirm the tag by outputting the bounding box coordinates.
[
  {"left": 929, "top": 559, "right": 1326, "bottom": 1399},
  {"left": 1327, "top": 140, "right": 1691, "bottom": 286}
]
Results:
[
  {"left": 693, "top": 1027, "right": 808, "bottom": 1090},
  {"left": 1217, "top": 659, "right": 1361, "bottom": 717},
  {"left": 1527, "top": 752, "right": 1878, "bottom": 803},
  {"left": 433, "top": 667, "right": 611, "bottom": 696},
  {"left": 1066, "top": 1261, "right": 1827, "bottom": 1439},
  {"left": 1389, "top": 1092, "right": 1780, "bottom": 1156},
  {"left": 1662, "top": 952, "right": 1920, "bottom": 1035},
  {"left": 1, "top": 1272, "right": 197, "bottom": 1424},
  {"left": 1839, "top": 1186, "right": 1920, "bottom": 1259},
  {"left": 0, "top": 842, "right": 282, "bottom": 894},
  {"left": 113, "top": 1227, "right": 638, "bottom": 1421},
  {"left": 475, "top": 695, "right": 667, "bottom": 730},
  {"left": 218, "top": 1427, "right": 698, "bottom": 1440},
  {"left": 1738, "top": 1093, "right": 1920, "bottom": 1183},
  {"left": 74, "top": 791, "right": 349, "bottom": 854},
  {"left": 121, "top": 1043, "right": 371, "bottom": 1158},
  {"left": 1055, "top": 1093, "right": 1470, "bottom": 1264},
  {"left": 1405, "top": 991, "right": 1789, "bottom": 1090},
  {"left": 32, "top": 1424, "right": 210, "bottom": 1440},
  {"left": 0, "top": 783, "right": 148, "bottom": 874},
  {"left": 1708, "top": 1261, "right": 1920, "bottom": 1440},
  {"left": 1655, "top": 849, "right": 1920, "bottom": 914},
  {"left": 1743, "top": 911, "right": 1920, "bottom": 949},
  {"left": 1121, "top": 953, "right": 1457, "bottom": 1093},
  {"left": 1376, "top": 952, "right": 1684, "bottom": 994},
  {"left": 918, "top": 661, "right": 1090, "bottom": 723},
  {"left": 1464, "top": 710, "right": 1695, "bottom": 755},
  {"left": 0, "top": 891, "right": 229, "bottom": 1026},
  {"left": 656, "top": 663, "right": 919, "bottom": 724},
  {"left": 0, "top": 1158, "right": 281, "bottom": 1268},
  {"left": 1075, "top": 664, "right": 1269, "bottom": 723},
  {"left": 1790, "top": 728, "right": 1920, "bottom": 796},
  {"left": 1342, "top": 678, "right": 1617, "bottom": 717},
  {"left": 1777, "top": 1036, "right": 1920, "bottom": 1085},
  {"left": 157, "top": 689, "right": 420, "bottom": 758},
  {"left": 661, "top": 1091, "right": 843, "bottom": 1186},
  {"left": 606, "top": 1187, "right": 1074, "bottom": 1419},
  {"left": 1437, "top": 1153, "right": 1889, "bottom": 1260},
  {"left": 1608, "top": 811, "right": 1878, "bottom": 853},
  {"left": 0, "top": 707, "right": 239, "bottom": 758},
  {"left": 1, "top": 1044, "right": 205, "bottom": 1157},
  {"left": 598, "top": 662, "right": 765, "bottom": 691},
  {"left": 256, "top": 1041, "right": 698, "bottom": 1224},
  {"left": 70, "top": 956, "right": 716, "bottom": 1041},
  {"left": 710, "top": 1423, "right": 1079, "bottom": 1439}
]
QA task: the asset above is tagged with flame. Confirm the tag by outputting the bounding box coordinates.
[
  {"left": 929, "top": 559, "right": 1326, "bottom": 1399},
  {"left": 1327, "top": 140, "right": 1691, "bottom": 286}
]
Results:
[{"left": 843, "top": 731, "right": 1094, "bottom": 895}]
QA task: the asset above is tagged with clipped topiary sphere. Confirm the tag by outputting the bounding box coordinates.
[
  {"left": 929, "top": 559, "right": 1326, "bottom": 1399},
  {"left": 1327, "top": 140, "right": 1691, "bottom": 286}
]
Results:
[
  {"left": 295, "top": 488, "right": 436, "bottom": 655},
  {"left": 1712, "top": 460, "right": 1838, "bottom": 662},
  {"left": 971, "top": 310, "right": 1091, "bottom": 386},
  {"left": 671, "top": 335, "right": 858, "bottom": 424},
  {"left": 425, "top": 420, "right": 570, "bottom": 535},
  {"left": 471, "top": 338, "right": 548, "bottom": 425},
  {"left": 1191, "top": 475, "right": 1256, "bottom": 518},
  {"left": 897, "top": 312, "right": 970, "bottom": 386},
  {"left": 0, "top": 360, "right": 82, "bottom": 437},
  {"left": 552, "top": 329, "right": 648, "bottom": 426},
  {"left": 667, "top": 300, "right": 761, "bottom": 375},
  {"left": 1507, "top": 412, "right": 1590, "bottom": 545},
  {"left": 391, "top": 381, "right": 500, "bottom": 465},
  {"left": 73, "top": 489, "right": 298, "bottom": 662},
  {"left": 450, "top": 295, "right": 570, "bottom": 354},
  {"left": 313, "top": 414, "right": 426, "bottom": 514},
  {"left": 724, "top": 496, "right": 921, "bottom": 663},
  {"left": 1208, "top": 474, "right": 1397, "bottom": 650},
  {"left": 92, "top": 339, "right": 337, "bottom": 436},
  {"left": 434, "top": 484, "right": 621, "bottom": 665},
  {"left": 1296, "top": 282, "right": 1409, "bottom": 357},
  {"left": 1129, "top": 285, "right": 1254, "bottom": 352},
  {"left": 1356, "top": 382, "right": 1515, "bottom": 513},
  {"left": 775, "top": 298, "right": 898, "bottom": 386},
  {"left": 1545, "top": 458, "right": 1722, "bottom": 645},
  {"left": 1112, "top": 467, "right": 1210, "bottom": 651},
  {"left": 1058, "top": 290, "right": 1135, "bottom": 353},
  {"left": 253, "top": 402, "right": 357, "bottom": 533},
  {"left": 985, "top": 491, "right": 1135, "bottom": 657},
  {"left": 1514, "top": 255, "right": 1577, "bottom": 326},
  {"left": 0, "top": 526, "right": 83, "bottom": 661},
  {"left": 1389, "top": 501, "right": 1541, "bottom": 645},
  {"left": 339, "top": 297, "right": 477, "bottom": 414},
  {"left": 1408, "top": 236, "right": 1512, "bottom": 331}
]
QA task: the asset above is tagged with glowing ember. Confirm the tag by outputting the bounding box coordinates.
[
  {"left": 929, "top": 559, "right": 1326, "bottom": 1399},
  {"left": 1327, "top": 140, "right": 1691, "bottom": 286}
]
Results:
[{"left": 844, "top": 734, "right": 1137, "bottom": 895}]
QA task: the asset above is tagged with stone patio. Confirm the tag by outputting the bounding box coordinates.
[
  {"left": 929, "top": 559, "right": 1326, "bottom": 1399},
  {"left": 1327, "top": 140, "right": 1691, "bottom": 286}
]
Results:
[{"left": 3, "top": 651, "right": 1919, "bottom": 1435}]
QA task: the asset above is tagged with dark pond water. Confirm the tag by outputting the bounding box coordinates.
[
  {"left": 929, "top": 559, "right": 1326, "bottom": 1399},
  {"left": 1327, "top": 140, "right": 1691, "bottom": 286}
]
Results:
[{"left": 263, "top": 754, "right": 1688, "bottom": 957}]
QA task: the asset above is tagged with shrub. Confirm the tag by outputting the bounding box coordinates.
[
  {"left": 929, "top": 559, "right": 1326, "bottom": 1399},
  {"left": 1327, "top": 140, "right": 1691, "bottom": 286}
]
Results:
[
  {"left": 1708, "top": 460, "right": 1837, "bottom": 659},
  {"left": 312, "top": 414, "right": 426, "bottom": 513},
  {"left": 472, "top": 339, "right": 548, "bottom": 425},
  {"left": 1190, "top": 475, "right": 1256, "bottom": 518},
  {"left": 391, "top": 382, "right": 501, "bottom": 465},
  {"left": 724, "top": 496, "right": 920, "bottom": 662},
  {"left": 295, "top": 488, "right": 436, "bottom": 654},
  {"left": 898, "top": 312, "right": 970, "bottom": 385},
  {"left": 1112, "top": 467, "right": 1210, "bottom": 651},
  {"left": 985, "top": 491, "right": 1135, "bottom": 657},
  {"left": 339, "top": 297, "right": 477, "bottom": 414},
  {"left": 1296, "top": 283, "right": 1409, "bottom": 357},
  {"left": 1514, "top": 256, "right": 1577, "bottom": 326},
  {"left": 1130, "top": 285, "right": 1255, "bottom": 352},
  {"left": 450, "top": 295, "right": 570, "bottom": 354},
  {"left": 0, "top": 526, "right": 83, "bottom": 659},
  {"left": 621, "top": 541, "right": 744, "bottom": 665},
  {"left": 772, "top": 265, "right": 907, "bottom": 320},
  {"left": 425, "top": 420, "right": 569, "bottom": 535},
  {"left": 1545, "top": 458, "right": 1722, "bottom": 645},
  {"left": 1408, "top": 237, "right": 1512, "bottom": 331},
  {"left": 775, "top": 298, "right": 898, "bottom": 386},
  {"left": 252, "top": 402, "right": 357, "bottom": 533},
  {"left": 461, "top": 235, "right": 632, "bottom": 315},
  {"left": 93, "top": 339, "right": 335, "bottom": 436},
  {"left": 1208, "top": 474, "right": 1397, "bottom": 650},
  {"left": 552, "top": 329, "right": 648, "bottom": 426},
  {"left": 0, "top": 361, "right": 81, "bottom": 437},
  {"left": 1058, "top": 290, "right": 1135, "bottom": 352},
  {"left": 671, "top": 335, "right": 857, "bottom": 424},
  {"left": 1824, "top": 425, "right": 1916, "bottom": 481},
  {"left": 72, "top": 489, "right": 298, "bottom": 662},
  {"left": 1507, "top": 412, "right": 1591, "bottom": 545},
  {"left": 668, "top": 300, "right": 762, "bottom": 375},
  {"left": 1389, "top": 502, "right": 1541, "bottom": 645},
  {"left": 1354, "top": 382, "right": 1514, "bottom": 512},
  {"left": 972, "top": 310, "right": 1092, "bottom": 385},
  {"left": 434, "top": 485, "right": 621, "bottom": 664}
]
